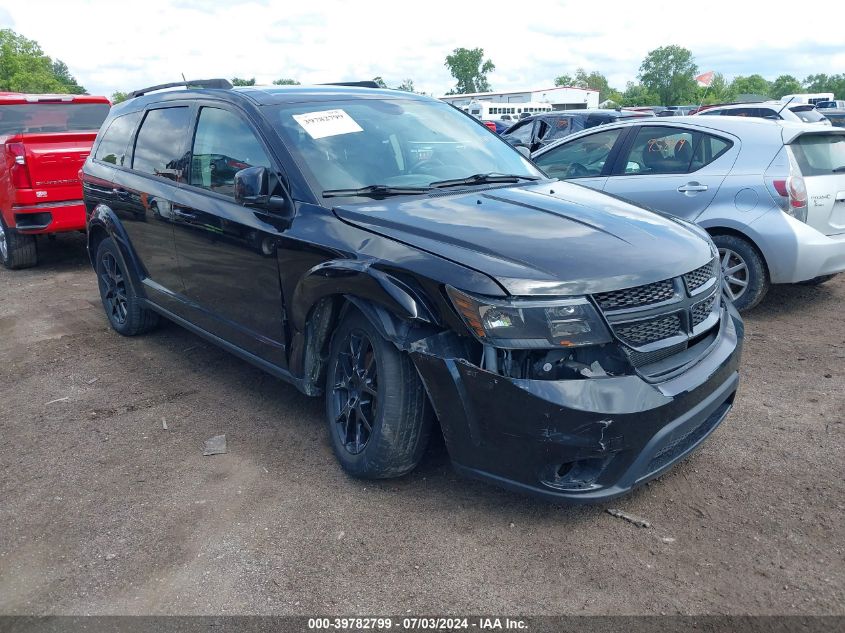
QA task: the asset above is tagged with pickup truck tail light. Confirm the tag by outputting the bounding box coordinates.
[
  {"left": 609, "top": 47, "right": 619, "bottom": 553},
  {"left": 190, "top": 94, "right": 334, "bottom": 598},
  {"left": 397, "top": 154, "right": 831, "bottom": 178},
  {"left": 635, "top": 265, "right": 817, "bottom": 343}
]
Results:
[{"left": 5, "top": 142, "right": 32, "bottom": 189}]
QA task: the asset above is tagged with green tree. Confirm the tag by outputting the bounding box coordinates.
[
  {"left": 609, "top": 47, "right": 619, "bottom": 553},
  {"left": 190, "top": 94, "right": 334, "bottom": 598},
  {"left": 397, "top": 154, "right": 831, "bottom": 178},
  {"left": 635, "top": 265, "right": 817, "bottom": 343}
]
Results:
[
  {"left": 0, "top": 29, "right": 67, "bottom": 92},
  {"left": 803, "top": 73, "right": 845, "bottom": 99},
  {"left": 729, "top": 74, "right": 771, "bottom": 98},
  {"left": 769, "top": 74, "right": 802, "bottom": 99},
  {"left": 51, "top": 59, "right": 86, "bottom": 94},
  {"left": 620, "top": 81, "right": 660, "bottom": 107},
  {"left": 110, "top": 91, "right": 129, "bottom": 104},
  {"left": 638, "top": 45, "right": 698, "bottom": 106},
  {"left": 396, "top": 78, "right": 416, "bottom": 93},
  {"left": 372, "top": 76, "right": 388, "bottom": 88},
  {"left": 444, "top": 47, "right": 495, "bottom": 94},
  {"left": 574, "top": 68, "right": 615, "bottom": 101},
  {"left": 272, "top": 78, "right": 300, "bottom": 85},
  {"left": 553, "top": 74, "right": 573, "bottom": 87},
  {"left": 231, "top": 77, "right": 255, "bottom": 86}
]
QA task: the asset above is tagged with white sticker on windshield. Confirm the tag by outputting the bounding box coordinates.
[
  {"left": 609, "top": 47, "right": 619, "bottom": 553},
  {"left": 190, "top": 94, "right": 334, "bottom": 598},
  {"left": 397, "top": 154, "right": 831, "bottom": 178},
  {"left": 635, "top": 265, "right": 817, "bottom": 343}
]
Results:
[{"left": 292, "top": 109, "right": 363, "bottom": 139}]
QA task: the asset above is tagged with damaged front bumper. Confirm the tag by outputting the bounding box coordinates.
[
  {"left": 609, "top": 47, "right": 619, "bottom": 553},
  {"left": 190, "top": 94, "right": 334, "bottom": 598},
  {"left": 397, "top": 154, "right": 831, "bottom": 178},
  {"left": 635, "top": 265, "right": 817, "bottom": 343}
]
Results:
[{"left": 411, "top": 302, "right": 743, "bottom": 503}]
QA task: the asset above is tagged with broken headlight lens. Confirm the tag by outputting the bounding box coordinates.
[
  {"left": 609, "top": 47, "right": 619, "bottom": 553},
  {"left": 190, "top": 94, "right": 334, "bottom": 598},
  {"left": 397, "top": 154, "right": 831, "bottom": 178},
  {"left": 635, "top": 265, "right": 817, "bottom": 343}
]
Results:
[{"left": 446, "top": 286, "right": 612, "bottom": 349}]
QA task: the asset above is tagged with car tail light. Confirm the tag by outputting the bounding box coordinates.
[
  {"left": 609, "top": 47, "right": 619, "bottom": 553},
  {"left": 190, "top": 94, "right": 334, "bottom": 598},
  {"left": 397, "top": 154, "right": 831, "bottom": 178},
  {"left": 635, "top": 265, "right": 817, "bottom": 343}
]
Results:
[
  {"left": 767, "top": 151, "right": 808, "bottom": 223},
  {"left": 483, "top": 121, "right": 497, "bottom": 132},
  {"left": 6, "top": 142, "right": 32, "bottom": 189}
]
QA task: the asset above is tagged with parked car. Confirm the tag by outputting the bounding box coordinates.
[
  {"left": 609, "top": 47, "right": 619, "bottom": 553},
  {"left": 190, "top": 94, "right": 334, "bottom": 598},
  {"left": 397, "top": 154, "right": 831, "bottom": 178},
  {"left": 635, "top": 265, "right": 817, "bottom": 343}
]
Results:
[
  {"left": 821, "top": 109, "right": 845, "bottom": 128},
  {"left": 502, "top": 109, "right": 653, "bottom": 152},
  {"left": 532, "top": 116, "right": 845, "bottom": 311},
  {"left": 0, "top": 93, "right": 110, "bottom": 269},
  {"left": 82, "top": 80, "right": 743, "bottom": 503},
  {"left": 816, "top": 100, "right": 845, "bottom": 110},
  {"left": 481, "top": 119, "right": 510, "bottom": 134},
  {"left": 696, "top": 101, "right": 831, "bottom": 126}
]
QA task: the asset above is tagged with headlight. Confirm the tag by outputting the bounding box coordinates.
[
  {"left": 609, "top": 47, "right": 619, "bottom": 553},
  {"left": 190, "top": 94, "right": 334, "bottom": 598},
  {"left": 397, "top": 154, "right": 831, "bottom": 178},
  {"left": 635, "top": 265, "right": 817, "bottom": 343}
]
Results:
[{"left": 446, "top": 286, "right": 612, "bottom": 349}]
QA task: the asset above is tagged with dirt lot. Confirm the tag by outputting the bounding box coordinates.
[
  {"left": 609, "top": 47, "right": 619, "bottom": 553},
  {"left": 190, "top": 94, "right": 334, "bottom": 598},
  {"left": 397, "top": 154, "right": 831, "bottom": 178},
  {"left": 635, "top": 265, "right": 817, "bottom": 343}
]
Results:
[{"left": 0, "top": 232, "right": 843, "bottom": 616}]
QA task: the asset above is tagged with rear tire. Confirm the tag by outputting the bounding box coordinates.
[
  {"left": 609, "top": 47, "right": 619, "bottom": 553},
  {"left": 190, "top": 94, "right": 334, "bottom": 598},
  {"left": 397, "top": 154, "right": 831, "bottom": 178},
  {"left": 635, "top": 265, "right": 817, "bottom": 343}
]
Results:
[
  {"left": 798, "top": 274, "right": 837, "bottom": 286},
  {"left": 95, "top": 237, "right": 159, "bottom": 336},
  {"left": 712, "top": 234, "right": 768, "bottom": 312},
  {"left": 325, "top": 308, "right": 433, "bottom": 479},
  {"left": 0, "top": 215, "right": 37, "bottom": 270}
]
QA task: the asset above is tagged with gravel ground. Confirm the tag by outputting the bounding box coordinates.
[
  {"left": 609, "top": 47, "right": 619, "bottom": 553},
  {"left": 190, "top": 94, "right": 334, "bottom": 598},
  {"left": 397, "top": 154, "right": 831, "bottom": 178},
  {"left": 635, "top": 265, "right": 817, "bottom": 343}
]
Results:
[{"left": 0, "top": 232, "right": 843, "bottom": 615}]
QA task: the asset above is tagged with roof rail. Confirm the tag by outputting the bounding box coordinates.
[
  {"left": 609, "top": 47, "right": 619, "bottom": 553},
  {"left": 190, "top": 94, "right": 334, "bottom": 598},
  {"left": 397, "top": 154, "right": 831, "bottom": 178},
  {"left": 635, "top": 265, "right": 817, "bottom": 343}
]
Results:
[
  {"left": 127, "top": 78, "right": 233, "bottom": 99},
  {"left": 321, "top": 81, "right": 381, "bottom": 89}
]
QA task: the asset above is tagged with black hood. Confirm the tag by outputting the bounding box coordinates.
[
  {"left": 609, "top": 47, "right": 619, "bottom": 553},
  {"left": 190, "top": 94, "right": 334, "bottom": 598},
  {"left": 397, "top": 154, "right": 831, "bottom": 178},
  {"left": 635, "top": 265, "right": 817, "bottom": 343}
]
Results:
[{"left": 333, "top": 181, "right": 713, "bottom": 296}]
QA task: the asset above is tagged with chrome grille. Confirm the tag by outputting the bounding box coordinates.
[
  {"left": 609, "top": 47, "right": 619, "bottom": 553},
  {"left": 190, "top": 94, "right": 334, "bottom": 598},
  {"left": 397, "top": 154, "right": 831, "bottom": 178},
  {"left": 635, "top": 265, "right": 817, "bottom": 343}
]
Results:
[
  {"left": 615, "top": 314, "right": 682, "bottom": 346},
  {"left": 594, "top": 278, "right": 675, "bottom": 310},
  {"left": 692, "top": 293, "right": 717, "bottom": 327},
  {"left": 684, "top": 259, "right": 717, "bottom": 293}
]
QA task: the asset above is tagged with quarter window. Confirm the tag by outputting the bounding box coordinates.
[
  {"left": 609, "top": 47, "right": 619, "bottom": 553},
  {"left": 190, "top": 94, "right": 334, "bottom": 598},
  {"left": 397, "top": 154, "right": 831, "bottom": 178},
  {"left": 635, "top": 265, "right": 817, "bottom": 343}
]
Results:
[
  {"left": 132, "top": 107, "right": 192, "bottom": 181},
  {"left": 189, "top": 107, "right": 272, "bottom": 197},
  {"left": 94, "top": 111, "right": 142, "bottom": 166},
  {"left": 620, "top": 126, "right": 732, "bottom": 175}
]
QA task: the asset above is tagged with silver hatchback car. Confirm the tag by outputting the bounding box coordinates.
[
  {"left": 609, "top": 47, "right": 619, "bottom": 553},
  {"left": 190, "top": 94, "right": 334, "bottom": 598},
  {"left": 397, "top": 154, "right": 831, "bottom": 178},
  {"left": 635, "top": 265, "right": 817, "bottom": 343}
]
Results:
[{"left": 532, "top": 116, "right": 845, "bottom": 310}]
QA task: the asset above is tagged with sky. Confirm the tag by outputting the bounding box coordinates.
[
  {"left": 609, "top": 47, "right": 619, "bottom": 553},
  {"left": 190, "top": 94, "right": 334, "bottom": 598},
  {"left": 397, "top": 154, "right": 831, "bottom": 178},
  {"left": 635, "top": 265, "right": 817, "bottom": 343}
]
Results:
[{"left": 2, "top": 0, "right": 844, "bottom": 98}]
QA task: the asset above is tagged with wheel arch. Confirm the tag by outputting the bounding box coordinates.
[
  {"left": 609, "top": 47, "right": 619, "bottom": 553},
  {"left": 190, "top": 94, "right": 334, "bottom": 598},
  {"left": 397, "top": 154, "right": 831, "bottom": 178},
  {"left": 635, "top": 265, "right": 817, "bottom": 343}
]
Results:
[
  {"left": 701, "top": 223, "right": 771, "bottom": 281},
  {"left": 87, "top": 204, "right": 146, "bottom": 293},
  {"left": 289, "top": 260, "right": 443, "bottom": 396}
]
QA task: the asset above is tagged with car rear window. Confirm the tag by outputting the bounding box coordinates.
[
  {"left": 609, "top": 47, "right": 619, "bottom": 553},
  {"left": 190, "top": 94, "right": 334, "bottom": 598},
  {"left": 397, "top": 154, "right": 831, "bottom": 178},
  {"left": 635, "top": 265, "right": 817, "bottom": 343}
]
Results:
[
  {"left": 789, "top": 134, "right": 845, "bottom": 176},
  {"left": 790, "top": 106, "right": 827, "bottom": 123},
  {"left": 0, "top": 103, "right": 109, "bottom": 135},
  {"left": 94, "top": 111, "right": 142, "bottom": 166}
]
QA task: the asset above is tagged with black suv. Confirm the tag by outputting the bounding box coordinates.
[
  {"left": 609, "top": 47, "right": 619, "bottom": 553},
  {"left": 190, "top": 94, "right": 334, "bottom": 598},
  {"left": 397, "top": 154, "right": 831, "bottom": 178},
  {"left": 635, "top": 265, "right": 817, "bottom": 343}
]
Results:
[{"left": 82, "top": 79, "right": 743, "bottom": 502}]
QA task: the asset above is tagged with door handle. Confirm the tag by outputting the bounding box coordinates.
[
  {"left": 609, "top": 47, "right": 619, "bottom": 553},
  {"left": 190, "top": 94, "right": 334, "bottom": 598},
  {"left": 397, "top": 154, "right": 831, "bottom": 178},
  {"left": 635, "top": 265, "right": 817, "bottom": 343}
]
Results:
[
  {"left": 112, "top": 187, "right": 130, "bottom": 199},
  {"left": 171, "top": 207, "right": 197, "bottom": 220},
  {"left": 678, "top": 183, "right": 708, "bottom": 193}
]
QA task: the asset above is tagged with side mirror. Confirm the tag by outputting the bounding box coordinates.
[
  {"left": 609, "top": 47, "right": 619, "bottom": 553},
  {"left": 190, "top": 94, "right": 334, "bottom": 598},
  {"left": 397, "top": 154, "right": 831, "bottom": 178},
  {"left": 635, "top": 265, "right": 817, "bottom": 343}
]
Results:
[{"left": 234, "top": 166, "right": 270, "bottom": 206}]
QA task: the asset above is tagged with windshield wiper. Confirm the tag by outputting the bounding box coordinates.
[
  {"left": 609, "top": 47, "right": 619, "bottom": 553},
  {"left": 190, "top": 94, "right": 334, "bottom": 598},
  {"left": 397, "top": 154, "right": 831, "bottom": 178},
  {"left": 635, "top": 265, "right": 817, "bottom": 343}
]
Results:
[
  {"left": 322, "top": 184, "right": 432, "bottom": 198},
  {"left": 833, "top": 166, "right": 845, "bottom": 173},
  {"left": 429, "top": 173, "right": 541, "bottom": 189}
]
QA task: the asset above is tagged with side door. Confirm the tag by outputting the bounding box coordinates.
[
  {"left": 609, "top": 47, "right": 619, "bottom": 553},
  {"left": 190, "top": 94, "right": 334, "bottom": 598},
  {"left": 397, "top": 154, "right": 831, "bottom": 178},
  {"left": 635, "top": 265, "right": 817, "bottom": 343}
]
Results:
[
  {"left": 112, "top": 105, "right": 194, "bottom": 315},
  {"left": 531, "top": 126, "right": 629, "bottom": 191},
  {"left": 169, "top": 104, "right": 289, "bottom": 367},
  {"left": 602, "top": 124, "right": 734, "bottom": 221}
]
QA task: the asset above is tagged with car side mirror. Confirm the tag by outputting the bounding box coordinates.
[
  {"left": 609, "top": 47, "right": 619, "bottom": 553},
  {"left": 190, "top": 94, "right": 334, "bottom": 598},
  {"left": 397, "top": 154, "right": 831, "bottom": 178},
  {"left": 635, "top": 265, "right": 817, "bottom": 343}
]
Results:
[{"left": 234, "top": 166, "right": 293, "bottom": 217}]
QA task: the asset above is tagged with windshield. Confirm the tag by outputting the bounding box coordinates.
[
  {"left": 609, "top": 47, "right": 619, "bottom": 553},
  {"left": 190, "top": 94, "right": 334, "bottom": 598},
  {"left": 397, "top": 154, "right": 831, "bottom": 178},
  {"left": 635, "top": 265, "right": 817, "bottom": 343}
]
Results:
[
  {"left": 0, "top": 103, "right": 110, "bottom": 135},
  {"left": 269, "top": 98, "right": 542, "bottom": 198},
  {"left": 789, "top": 134, "right": 845, "bottom": 175}
]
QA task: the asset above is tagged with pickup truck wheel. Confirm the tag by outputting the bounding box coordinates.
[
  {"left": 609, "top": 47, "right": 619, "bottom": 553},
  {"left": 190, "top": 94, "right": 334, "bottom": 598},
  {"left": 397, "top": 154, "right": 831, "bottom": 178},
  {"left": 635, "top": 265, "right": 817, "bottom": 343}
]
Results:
[
  {"left": 95, "top": 238, "right": 159, "bottom": 336},
  {"left": 712, "top": 234, "right": 768, "bottom": 312},
  {"left": 325, "top": 309, "right": 433, "bottom": 479},
  {"left": 0, "top": 216, "right": 37, "bottom": 270}
]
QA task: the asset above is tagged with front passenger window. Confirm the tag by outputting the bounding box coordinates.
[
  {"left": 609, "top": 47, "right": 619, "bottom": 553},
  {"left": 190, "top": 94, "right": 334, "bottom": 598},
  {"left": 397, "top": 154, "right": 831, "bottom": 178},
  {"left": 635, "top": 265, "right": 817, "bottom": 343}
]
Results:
[
  {"left": 190, "top": 108, "right": 272, "bottom": 197},
  {"left": 533, "top": 128, "right": 621, "bottom": 180}
]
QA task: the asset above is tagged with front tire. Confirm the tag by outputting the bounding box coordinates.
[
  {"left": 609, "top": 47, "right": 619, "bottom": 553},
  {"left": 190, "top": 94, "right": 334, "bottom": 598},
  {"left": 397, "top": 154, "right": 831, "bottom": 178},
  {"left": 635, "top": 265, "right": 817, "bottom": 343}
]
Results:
[
  {"left": 712, "top": 234, "right": 768, "bottom": 312},
  {"left": 0, "top": 215, "right": 37, "bottom": 270},
  {"left": 95, "top": 237, "right": 159, "bottom": 336},
  {"left": 325, "top": 308, "right": 433, "bottom": 479}
]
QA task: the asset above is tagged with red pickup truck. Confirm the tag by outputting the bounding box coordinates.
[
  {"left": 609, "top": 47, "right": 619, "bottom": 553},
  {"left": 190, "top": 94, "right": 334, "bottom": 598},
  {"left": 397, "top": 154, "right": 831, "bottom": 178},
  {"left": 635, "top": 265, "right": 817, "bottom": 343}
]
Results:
[{"left": 0, "top": 93, "right": 110, "bottom": 269}]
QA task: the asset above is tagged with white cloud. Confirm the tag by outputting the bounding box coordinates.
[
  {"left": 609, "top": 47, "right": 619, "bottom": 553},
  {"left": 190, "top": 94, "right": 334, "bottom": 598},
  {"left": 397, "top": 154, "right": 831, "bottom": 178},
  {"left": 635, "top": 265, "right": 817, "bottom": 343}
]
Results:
[{"left": 4, "top": 0, "right": 845, "bottom": 97}]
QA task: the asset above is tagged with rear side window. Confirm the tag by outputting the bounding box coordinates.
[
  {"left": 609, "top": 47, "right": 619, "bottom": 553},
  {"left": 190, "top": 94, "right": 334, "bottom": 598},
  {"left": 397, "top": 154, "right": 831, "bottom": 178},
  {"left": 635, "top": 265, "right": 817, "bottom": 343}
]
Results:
[
  {"left": 790, "top": 107, "right": 827, "bottom": 124},
  {"left": 789, "top": 135, "right": 845, "bottom": 176},
  {"left": 698, "top": 109, "right": 723, "bottom": 116},
  {"left": 94, "top": 111, "right": 142, "bottom": 166},
  {"left": 132, "top": 107, "right": 192, "bottom": 181},
  {"left": 189, "top": 107, "right": 272, "bottom": 197},
  {"left": 621, "top": 126, "right": 733, "bottom": 175}
]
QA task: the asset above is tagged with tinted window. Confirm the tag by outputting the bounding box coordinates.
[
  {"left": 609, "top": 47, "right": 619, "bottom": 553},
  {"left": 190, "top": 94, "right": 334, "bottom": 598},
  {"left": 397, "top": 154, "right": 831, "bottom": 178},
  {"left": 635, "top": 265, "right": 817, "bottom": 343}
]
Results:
[
  {"left": 825, "top": 113, "right": 845, "bottom": 128},
  {"left": 190, "top": 108, "right": 272, "bottom": 196},
  {"left": 789, "top": 135, "right": 845, "bottom": 176},
  {"left": 698, "top": 109, "right": 723, "bottom": 116},
  {"left": 621, "top": 126, "right": 732, "bottom": 175},
  {"left": 0, "top": 103, "right": 109, "bottom": 135},
  {"left": 132, "top": 107, "right": 192, "bottom": 181},
  {"left": 533, "top": 128, "right": 622, "bottom": 179},
  {"left": 94, "top": 111, "right": 142, "bottom": 166}
]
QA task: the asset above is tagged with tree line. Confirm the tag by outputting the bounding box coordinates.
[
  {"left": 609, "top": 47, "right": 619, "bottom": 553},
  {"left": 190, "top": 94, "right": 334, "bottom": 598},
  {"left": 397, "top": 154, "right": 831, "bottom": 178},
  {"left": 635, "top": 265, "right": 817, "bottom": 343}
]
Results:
[{"left": 2, "top": 29, "right": 843, "bottom": 107}]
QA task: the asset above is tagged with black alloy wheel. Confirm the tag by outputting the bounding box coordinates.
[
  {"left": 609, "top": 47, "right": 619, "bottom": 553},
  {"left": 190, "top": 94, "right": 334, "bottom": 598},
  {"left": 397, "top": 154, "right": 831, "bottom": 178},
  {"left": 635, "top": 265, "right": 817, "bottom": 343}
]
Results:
[
  {"left": 98, "top": 251, "right": 129, "bottom": 326},
  {"left": 330, "top": 329, "right": 379, "bottom": 455}
]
